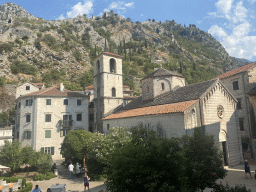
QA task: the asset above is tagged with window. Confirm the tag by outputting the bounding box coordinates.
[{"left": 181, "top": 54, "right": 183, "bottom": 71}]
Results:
[
  {"left": 233, "top": 81, "right": 239, "bottom": 90},
  {"left": 239, "top": 118, "right": 244, "bottom": 131},
  {"left": 237, "top": 98, "right": 242, "bottom": 110},
  {"left": 46, "top": 99, "right": 51, "bottom": 105},
  {"left": 18, "top": 102, "right": 21, "bottom": 108},
  {"left": 107, "top": 124, "right": 110, "bottom": 130},
  {"left": 45, "top": 130, "right": 51, "bottom": 138},
  {"left": 26, "top": 86, "right": 30, "bottom": 90},
  {"left": 77, "top": 99, "right": 82, "bottom": 106},
  {"left": 45, "top": 114, "right": 51, "bottom": 122},
  {"left": 89, "top": 114, "right": 94, "bottom": 121},
  {"left": 112, "top": 87, "right": 116, "bottom": 97},
  {"left": 63, "top": 99, "right": 68, "bottom": 105},
  {"left": 60, "top": 129, "right": 69, "bottom": 137},
  {"left": 161, "top": 83, "right": 165, "bottom": 91},
  {"left": 41, "top": 147, "right": 54, "bottom": 155},
  {"left": 77, "top": 114, "right": 82, "bottom": 121},
  {"left": 23, "top": 131, "right": 31, "bottom": 139},
  {"left": 26, "top": 99, "right": 33, "bottom": 106},
  {"left": 97, "top": 60, "right": 100, "bottom": 73},
  {"left": 26, "top": 114, "right": 31, "bottom": 123},
  {"left": 89, "top": 102, "right": 94, "bottom": 108},
  {"left": 110, "top": 58, "right": 116, "bottom": 73}
]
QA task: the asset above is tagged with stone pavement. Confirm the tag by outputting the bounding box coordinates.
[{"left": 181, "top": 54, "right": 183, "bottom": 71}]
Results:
[
  {"left": 30, "top": 161, "right": 106, "bottom": 192},
  {"left": 30, "top": 160, "right": 256, "bottom": 192}
]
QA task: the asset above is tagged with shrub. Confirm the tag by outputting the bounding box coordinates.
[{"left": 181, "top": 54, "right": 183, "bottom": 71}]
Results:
[
  {"left": 34, "top": 40, "right": 42, "bottom": 50},
  {"left": 10, "top": 61, "right": 38, "bottom": 76},
  {"left": 18, "top": 182, "right": 32, "bottom": 192},
  {"left": 22, "top": 35, "right": 29, "bottom": 41},
  {"left": 212, "top": 183, "right": 251, "bottom": 192},
  {"left": 0, "top": 42, "right": 13, "bottom": 54},
  {"left": 33, "top": 172, "right": 57, "bottom": 181},
  {"left": 73, "top": 49, "right": 82, "bottom": 62},
  {"left": 15, "top": 38, "right": 23, "bottom": 45},
  {"left": 37, "top": 33, "right": 42, "bottom": 38},
  {"left": 42, "top": 34, "right": 57, "bottom": 49},
  {"left": 0, "top": 77, "right": 6, "bottom": 87}
]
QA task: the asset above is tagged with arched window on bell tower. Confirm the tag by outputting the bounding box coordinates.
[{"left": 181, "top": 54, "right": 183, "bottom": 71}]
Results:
[
  {"left": 161, "top": 83, "right": 165, "bottom": 91},
  {"left": 112, "top": 87, "right": 116, "bottom": 97},
  {"left": 110, "top": 58, "right": 116, "bottom": 73},
  {"left": 97, "top": 60, "right": 100, "bottom": 74}
]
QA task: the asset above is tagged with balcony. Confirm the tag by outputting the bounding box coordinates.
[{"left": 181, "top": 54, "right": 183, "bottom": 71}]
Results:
[{"left": 59, "top": 120, "right": 73, "bottom": 128}]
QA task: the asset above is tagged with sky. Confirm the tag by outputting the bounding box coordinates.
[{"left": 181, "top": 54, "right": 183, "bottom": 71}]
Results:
[{"left": 1, "top": 0, "right": 256, "bottom": 61}]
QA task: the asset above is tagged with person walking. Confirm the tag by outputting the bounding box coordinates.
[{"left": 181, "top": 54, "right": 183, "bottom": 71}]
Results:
[
  {"left": 244, "top": 160, "right": 252, "bottom": 178},
  {"left": 76, "top": 162, "right": 81, "bottom": 178},
  {"left": 68, "top": 161, "right": 74, "bottom": 179},
  {"left": 32, "top": 185, "right": 41, "bottom": 192},
  {"left": 84, "top": 172, "right": 90, "bottom": 191}
]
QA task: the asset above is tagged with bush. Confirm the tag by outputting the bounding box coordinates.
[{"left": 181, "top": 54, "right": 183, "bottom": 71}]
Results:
[
  {"left": 33, "top": 172, "right": 57, "bottom": 181},
  {"left": 22, "top": 35, "right": 29, "bottom": 41},
  {"left": 34, "top": 40, "right": 42, "bottom": 50},
  {"left": 43, "top": 34, "right": 57, "bottom": 49},
  {"left": 15, "top": 38, "right": 23, "bottom": 45},
  {"left": 10, "top": 61, "right": 38, "bottom": 76},
  {"left": 212, "top": 183, "right": 251, "bottom": 192},
  {"left": 73, "top": 49, "right": 82, "bottom": 62},
  {"left": 0, "top": 77, "right": 6, "bottom": 87},
  {"left": 0, "top": 42, "right": 13, "bottom": 54},
  {"left": 18, "top": 182, "right": 32, "bottom": 192}
]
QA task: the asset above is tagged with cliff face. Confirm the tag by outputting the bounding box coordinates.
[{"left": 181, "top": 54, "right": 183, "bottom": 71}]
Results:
[{"left": 0, "top": 3, "right": 250, "bottom": 96}]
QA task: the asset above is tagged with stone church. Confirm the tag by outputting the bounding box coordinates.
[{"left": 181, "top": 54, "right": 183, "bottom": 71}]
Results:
[{"left": 93, "top": 52, "right": 243, "bottom": 166}]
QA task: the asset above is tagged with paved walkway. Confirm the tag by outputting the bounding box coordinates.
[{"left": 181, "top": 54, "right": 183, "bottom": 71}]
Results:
[
  {"left": 30, "top": 161, "right": 106, "bottom": 192},
  {"left": 30, "top": 160, "right": 256, "bottom": 192}
]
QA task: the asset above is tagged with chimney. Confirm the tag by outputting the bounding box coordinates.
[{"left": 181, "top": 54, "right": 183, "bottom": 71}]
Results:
[{"left": 60, "top": 83, "right": 64, "bottom": 92}]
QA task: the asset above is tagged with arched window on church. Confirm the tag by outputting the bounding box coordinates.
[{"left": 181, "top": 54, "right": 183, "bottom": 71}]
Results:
[
  {"left": 161, "top": 83, "right": 165, "bottom": 91},
  {"left": 110, "top": 58, "right": 116, "bottom": 73},
  {"left": 112, "top": 87, "right": 116, "bottom": 97},
  {"left": 97, "top": 60, "right": 100, "bottom": 73}
]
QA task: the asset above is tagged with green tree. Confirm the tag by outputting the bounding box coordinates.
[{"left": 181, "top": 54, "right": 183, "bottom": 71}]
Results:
[
  {"left": 0, "top": 112, "right": 8, "bottom": 124},
  {"left": 79, "top": 68, "right": 94, "bottom": 87},
  {"left": 181, "top": 128, "right": 227, "bottom": 191},
  {"left": 61, "top": 130, "right": 92, "bottom": 164},
  {"left": 21, "top": 146, "right": 38, "bottom": 170},
  {"left": 37, "top": 152, "right": 53, "bottom": 174},
  {"left": 105, "top": 126, "right": 186, "bottom": 192},
  {"left": 0, "top": 141, "right": 22, "bottom": 172}
]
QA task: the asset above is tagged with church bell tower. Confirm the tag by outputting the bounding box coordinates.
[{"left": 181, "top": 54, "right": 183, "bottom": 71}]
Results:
[{"left": 93, "top": 52, "right": 123, "bottom": 132}]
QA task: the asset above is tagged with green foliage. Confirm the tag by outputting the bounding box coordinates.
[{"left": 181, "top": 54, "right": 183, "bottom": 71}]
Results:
[
  {"left": 21, "top": 146, "right": 38, "bottom": 167},
  {"left": 37, "top": 152, "right": 53, "bottom": 174},
  {"left": 37, "top": 33, "right": 42, "bottom": 38},
  {"left": 106, "top": 127, "right": 185, "bottom": 192},
  {"left": 22, "top": 35, "right": 29, "bottom": 41},
  {"left": 0, "top": 77, "right": 6, "bottom": 87},
  {"left": 0, "top": 112, "right": 8, "bottom": 124},
  {"left": 42, "top": 34, "right": 57, "bottom": 49},
  {"left": 61, "top": 130, "right": 92, "bottom": 164},
  {"left": 10, "top": 61, "right": 38, "bottom": 76},
  {"left": 81, "top": 30, "right": 91, "bottom": 49},
  {"left": 34, "top": 40, "right": 42, "bottom": 50},
  {"left": 0, "top": 141, "right": 22, "bottom": 172},
  {"left": 181, "top": 128, "right": 227, "bottom": 191},
  {"left": 73, "top": 49, "right": 82, "bottom": 62},
  {"left": 105, "top": 127, "right": 226, "bottom": 192},
  {"left": 17, "top": 182, "right": 32, "bottom": 192},
  {"left": 0, "top": 177, "right": 26, "bottom": 188},
  {"left": 42, "top": 69, "right": 66, "bottom": 85},
  {"left": 15, "top": 38, "right": 23, "bottom": 45},
  {"left": 0, "top": 42, "right": 13, "bottom": 54},
  {"left": 63, "top": 81, "right": 83, "bottom": 91},
  {"left": 79, "top": 68, "right": 94, "bottom": 87},
  {"left": 33, "top": 172, "right": 57, "bottom": 181},
  {"left": 212, "top": 183, "right": 251, "bottom": 192},
  {"left": 143, "top": 62, "right": 160, "bottom": 75}
]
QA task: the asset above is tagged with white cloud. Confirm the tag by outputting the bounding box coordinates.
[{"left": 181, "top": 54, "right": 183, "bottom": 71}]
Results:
[
  {"left": 141, "top": 14, "right": 144, "bottom": 16},
  {"left": 58, "top": 0, "right": 94, "bottom": 20},
  {"left": 104, "top": 1, "right": 134, "bottom": 15},
  {"left": 124, "top": 2, "right": 134, "bottom": 8},
  {"left": 207, "top": 0, "right": 256, "bottom": 60},
  {"left": 58, "top": 14, "right": 65, "bottom": 20}
]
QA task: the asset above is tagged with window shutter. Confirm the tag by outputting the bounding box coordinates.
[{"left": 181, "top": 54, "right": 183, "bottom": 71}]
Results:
[
  {"left": 51, "top": 147, "right": 54, "bottom": 155},
  {"left": 41, "top": 147, "right": 44, "bottom": 152},
  {"left": 23, "top": 132, "right": 26, "bottom": 139},
  {"left": 60, "top": 130, "right": 63, "bottom": 137},
  {"left": 45, "top": 130, "right": 51, "bottom": 138},
  {"left": 28, "top": 131, "right": 31, "bottom": 139}
]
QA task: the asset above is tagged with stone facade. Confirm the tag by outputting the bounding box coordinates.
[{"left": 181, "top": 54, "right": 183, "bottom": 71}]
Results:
[
  {"left": 93, "top": 52, "right": 123, "bottom": 132},
  {"left": 15, "top": 82, "right": 40, "bottom": 99},
  {"left": 14, "top": 85, "right": 89, "bottom": 160},
  {"left": 215, "top": 63, "right": 256, "bottom": 158}
]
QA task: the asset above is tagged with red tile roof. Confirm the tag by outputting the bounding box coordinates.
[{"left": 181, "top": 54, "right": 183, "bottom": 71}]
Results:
[
  {"left": 214, "top": 63, "right": 256, "bottom": 80},
  {"left": 93, "top": 51, "right": 122, "bottom": 61},
  {"left": 103, "top": 100, "right": 198, "bottom": 120},
  {"left": 84, "top": 84, "right": 94, "bottom": 90},
  {"left": 18, "top": 86, "right": 87, "bottom": 98},
  {"left": 33, "top": 83, "right": 44, "bottom": 89}
]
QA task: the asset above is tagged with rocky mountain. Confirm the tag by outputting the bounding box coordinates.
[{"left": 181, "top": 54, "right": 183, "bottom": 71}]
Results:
[{"left": 0, "top": 3, "right": 250, "bottom": 96}]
